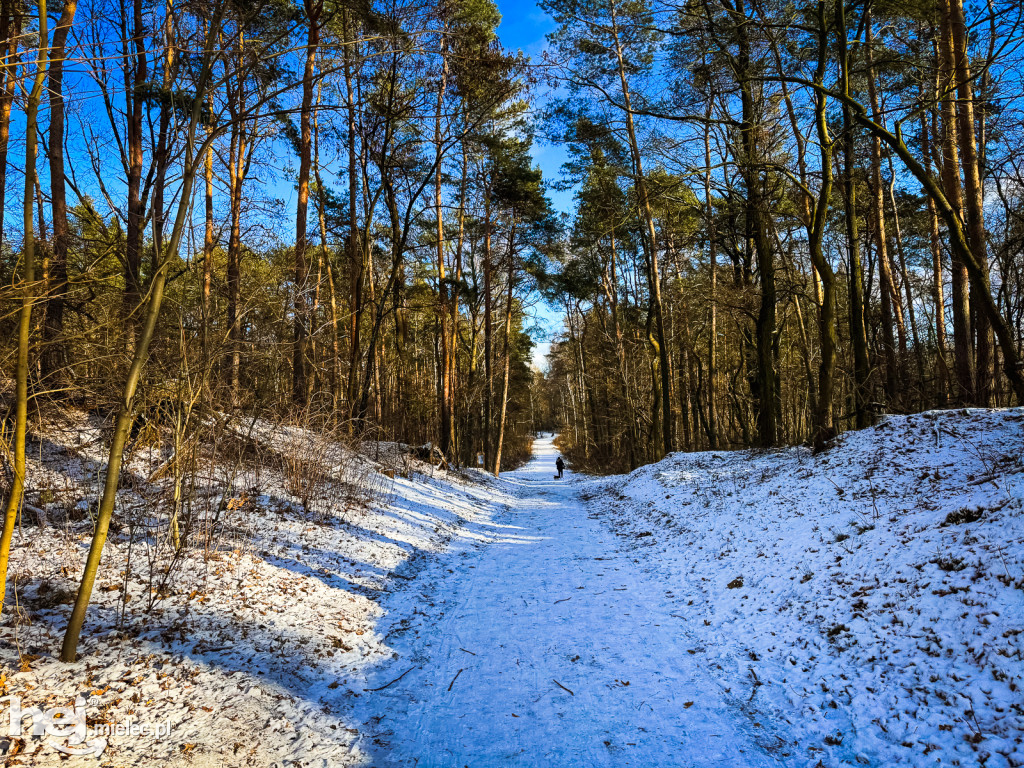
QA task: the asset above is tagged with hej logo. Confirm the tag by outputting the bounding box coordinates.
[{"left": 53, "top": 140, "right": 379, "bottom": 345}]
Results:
[{"left": 1, "top": 694, "right": 173, "bottom": 757}]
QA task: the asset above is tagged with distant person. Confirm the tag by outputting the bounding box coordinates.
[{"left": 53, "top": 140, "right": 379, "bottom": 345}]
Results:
[{"left": 556, "top": 456, "right": 565, "bottom": 479}]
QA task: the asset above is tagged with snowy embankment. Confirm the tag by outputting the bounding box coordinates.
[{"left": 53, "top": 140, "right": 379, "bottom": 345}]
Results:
[
  {"left": 0, "top": 411, "right": 513, "bottom": 767},
  {"left": 592, "top": 408, "right": 1024, "bottom": 767}
]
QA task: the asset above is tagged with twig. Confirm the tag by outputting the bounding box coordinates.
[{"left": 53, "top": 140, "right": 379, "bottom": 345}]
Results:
[
  {"left": 554, "top": 597, "right": 571, "bottom": 604},
  {"left": 364, "top": 666, "right": 417, "bottom": 692},
  {"left": 145, "top": 449, "right": 178, "bottom": 482},
  {"left": 458, "top": 647, "right": 476, "bottom": 656},
  {"left": 966, "top": 474, "right": 999, "bottom": 487},
  {"left": 447, "top": 668, "right": 464, "bottom": 692},
  {"left": 553, "top": 679, "right": 574, "bottom": 696},
  {"left": 822, "top": 474, "right": 844, "bottom": 495}
]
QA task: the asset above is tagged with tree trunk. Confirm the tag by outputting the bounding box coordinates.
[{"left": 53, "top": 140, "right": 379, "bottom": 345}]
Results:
[
  {"left": 809, "top": 0, "right": 837, "bottom": 447},
  {"left": 449, "top": 138, "right": 469, "bottom": 462},
  {"left": 703, "top": 102, "right": 719, "bottom": 450},
  {"left": 226, "top": 118, "right": 247, "bottom": 404},
  {"left": 150, "top": 2, "right": 174, "bottom": 277},
  {"left": 0, "top": 1, "right": 21, "bottom": 257},
  {"left": 61, "top": 15, "right": 222, "bottom": 659},
  {"left": 0, "top": 0, "right": 48, "bottom": 617},
  {"left": 493, "top": 257, "right": 515, "bottom": 477},
  {"left": 294, "top": 1, "right": 321, "bottom": 406},
  {"left": 313, "top": 97, "right": 341, "bottom": 412},
  {"left": 936, "top": 17, "right": 974, "bottom": 403},
  {"left": 483, "top": 183, "right": 493, "bottom": 468},
  {"left": 343, "top": 9, "right": 364, "bottom": 423},
  {"left": 609, "top": 0, "right": 673, "bottom": 457},
  {"left": 41, "top": 0, "right": 76, "bottom": 381},
  {"left": 434, "top": 32, "right": 452, "bottom": 457},
  {"left": 728, "top": 0, "right": 778, "bottom": 446},
  {"left": 944, "top": 0, "right": 993, "bottom": 404},
  {"left": 123, "top": 0, "right": 147, "bottom": 320},
  {"left": 866, "top": 17, "right": 904, "bottom": 402},
  {"left": 922, "top": 97, "right": 948, "bottom": 403},
  {"left": 838, "top": 0, "right": 871, "bottom": 428},
  {"left": 201, "top": 87, "right": 214, "bottom": 374}
]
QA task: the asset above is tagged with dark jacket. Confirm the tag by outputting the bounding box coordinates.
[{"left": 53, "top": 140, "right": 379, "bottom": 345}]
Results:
[{"left": 556, "top": 458, "right": 565, "bottom": 470}]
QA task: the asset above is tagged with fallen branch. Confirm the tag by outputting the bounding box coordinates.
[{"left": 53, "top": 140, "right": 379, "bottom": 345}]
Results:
[
  {"left": 145, "top": 450, "right": 178, "bottom": 482},
  {"left": 447, "top": 668, "right": 464, "bottom": 692},
  {"left": 459, "top": 647, "right": 476, "bottom": 656},
  {"left": 554, "top": 597, "right": 571, "bottom": 604},
  {"left": 553, "top": 679, "right": 574, "bottom": 696},
  {"left": 23, "top": 503, "right": 46, "bottom": 527},
  {"left": 364, "top": 666, "right": 417, "bottom": 692},
  {"left": 967, "top": 474, "right": 999, "bottom": 487}
]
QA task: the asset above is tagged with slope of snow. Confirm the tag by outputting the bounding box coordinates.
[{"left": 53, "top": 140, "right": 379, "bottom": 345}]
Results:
[
  {"left": 0, "top": 412, "right": 517, "bottom": 767},
  {"left": 591, "top": 408, "right": 1024, "bottom": 767}
]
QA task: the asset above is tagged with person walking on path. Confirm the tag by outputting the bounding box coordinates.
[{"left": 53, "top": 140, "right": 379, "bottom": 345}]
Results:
[{"left": 555, "top": 456, "right": 565, "bottom": 479}]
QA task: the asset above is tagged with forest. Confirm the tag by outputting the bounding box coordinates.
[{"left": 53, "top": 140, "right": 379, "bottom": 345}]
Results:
[
  {"left": 2, "top": 0, "right": 1024, "bottom": 765},
  {"left": 0, "top": 0, "right": 555, "bottom": 661},
  {"left": 541, "top": 0, "right": 1024, "bottom": 472},
  {"left": 0, "top": 0, "right": 1022, "bottom": 735}
]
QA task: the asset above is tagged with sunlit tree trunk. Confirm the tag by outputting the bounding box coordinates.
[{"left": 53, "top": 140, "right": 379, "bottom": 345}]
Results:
[
  {"left": 0, "top": 0, "right": 21, "bottom": 256},
  {"left": 434, "top": 29, "right": 453, "bottom": 456},
  {"left": 123, "top": 0, "right": 147, "bottom": 321},
  {"left": 935, "top": 17, "right": 974, "bottom": 403},
  {"left": 0, "top": 0, "right": 48, "bottom": 617},
  {"left": 483, "top": 182, "right": 493, "bottom": 468},
  {"left": 609, "top": 0, "right": 673, "bottom": 457},
  {"left": 294, "top": 0, "right": 322, "bottom": 406},
  {"left": 493, "top": 250, "right": 516, "bottom": 477},
  {"left": 150, "top": 1, "right": 175, "bottom": 275},
  {"left": 838, "top": 0, "right": 871, "bottom": 427},
  {"left": 201, "top": 87, "right": 214, "bottom": 374},
  {"left": 61, "top": 14, "right": 223, "bottom": 659},
  {"left": 943, "top": 0, "right": 993, "bottom": 404},
  {"left": 41, "top": 0, "right": 76, "bottom": 381}
]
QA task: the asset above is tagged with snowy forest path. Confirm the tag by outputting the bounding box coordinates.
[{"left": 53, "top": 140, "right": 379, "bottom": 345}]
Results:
[{"left": 350, "top": 435, "right": 789, "bottom": 767}]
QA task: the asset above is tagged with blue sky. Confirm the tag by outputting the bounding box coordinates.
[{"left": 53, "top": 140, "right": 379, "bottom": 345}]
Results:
[{"left": 494, "top": 0, "right": 570, "bottom": 370}]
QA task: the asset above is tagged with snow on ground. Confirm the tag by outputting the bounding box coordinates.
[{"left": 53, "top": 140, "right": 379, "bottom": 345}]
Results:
[
  {"left": 0, "top": 411, "right": 517, "bottom": 767},
  {"left": 3, "top": 408, "right": 1022, "bottom": 767},
  {"left": 346, "top": 434, "right": 787, "bottom": 767},
  {"left": 591, "top": 408, "right": 1024, "bottom": 767}
]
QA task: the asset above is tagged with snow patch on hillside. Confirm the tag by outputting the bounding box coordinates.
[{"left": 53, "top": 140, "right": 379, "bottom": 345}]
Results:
[
  {"left": 0, "top": 412, "right": 513, "bottom": 767},
  {"left": 591, "top": 408, "right": 1024, "bottom": 767}
]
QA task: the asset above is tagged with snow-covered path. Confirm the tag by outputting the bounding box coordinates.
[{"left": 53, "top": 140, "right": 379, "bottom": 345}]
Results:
[{"left": 352, "top": 435, "right": 788, "bottom": 767}]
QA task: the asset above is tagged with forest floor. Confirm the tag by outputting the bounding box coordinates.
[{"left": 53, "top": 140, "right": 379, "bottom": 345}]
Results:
[{"left": 2, "top": 409, "right": 1023, "bottom": 767}]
